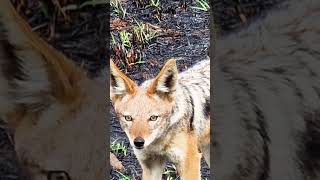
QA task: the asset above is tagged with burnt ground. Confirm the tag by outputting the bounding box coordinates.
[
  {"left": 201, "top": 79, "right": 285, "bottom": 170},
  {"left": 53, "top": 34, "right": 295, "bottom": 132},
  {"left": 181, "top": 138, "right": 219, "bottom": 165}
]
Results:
[
  {"left": 0, "top": 0, "right": 286, "bottom": 179},
  {"left": 110, "top": 1, "right": 210, "bottom": 82}
]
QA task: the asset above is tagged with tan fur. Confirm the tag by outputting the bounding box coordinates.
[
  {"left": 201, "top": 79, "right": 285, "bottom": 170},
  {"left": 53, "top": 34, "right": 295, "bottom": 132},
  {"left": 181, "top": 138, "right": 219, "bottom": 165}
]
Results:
[
  {"left": 167, "top": 131, "right": 202, "bottom": 180},
  {"left": 110, "top": 60, "right": 137, "bottom": 101},
  {"left": 111, "top": 58, "right": 210, "bottom": 180}
]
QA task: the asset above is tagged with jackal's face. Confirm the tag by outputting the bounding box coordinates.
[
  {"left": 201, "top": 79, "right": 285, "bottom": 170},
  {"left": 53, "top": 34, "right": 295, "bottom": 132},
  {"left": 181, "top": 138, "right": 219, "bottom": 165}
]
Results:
[{"left": 110, "top": 59, "right": 178, "bottom": 149}]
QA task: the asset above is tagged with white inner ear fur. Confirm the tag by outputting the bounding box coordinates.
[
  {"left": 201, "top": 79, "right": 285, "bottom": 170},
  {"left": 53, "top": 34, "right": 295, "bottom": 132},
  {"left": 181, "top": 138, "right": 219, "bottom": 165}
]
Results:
[
  {"left": 110, "top": 68, "right": 129, "bottom": 97},
  {"left": 112, "top": 76, "right": 127, "bottom": 96},
  {"left": 155, "top": 70, "right": 177, "bottom": 93},
  {"left": 12, "top": 49, "right": 52, "bottom": 105}
]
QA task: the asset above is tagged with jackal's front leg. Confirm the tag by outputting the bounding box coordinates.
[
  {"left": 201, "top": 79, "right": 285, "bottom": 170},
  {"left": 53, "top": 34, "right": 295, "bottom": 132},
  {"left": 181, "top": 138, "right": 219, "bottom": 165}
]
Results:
[
  {"left": 180, "top": 150, "right": 202, "bottom": 180},
  {"left": 177, "top": 136, "right": 202, "bottom": 180},
  {"left": 140, "top": 158, "right": 164, "bottom": 180}
]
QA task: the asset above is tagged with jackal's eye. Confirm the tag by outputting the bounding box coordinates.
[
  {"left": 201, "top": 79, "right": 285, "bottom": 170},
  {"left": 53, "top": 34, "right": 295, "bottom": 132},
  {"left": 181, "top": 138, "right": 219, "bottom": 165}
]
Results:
[
  {"left": 149, "top": 115, "right": 158, "bottom": 121},
  {"left": 124, "top": 115, "right": 133, "bottom": 121}
]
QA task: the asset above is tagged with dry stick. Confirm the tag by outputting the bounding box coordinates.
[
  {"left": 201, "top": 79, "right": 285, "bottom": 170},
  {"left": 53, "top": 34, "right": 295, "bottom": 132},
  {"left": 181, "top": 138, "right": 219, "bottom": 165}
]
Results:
[
  {"left": 48, "top": 11, "right": 56, "bottom": 41},
  {"left": 51, "top": 0, "right": 70, "bottom": 21}
]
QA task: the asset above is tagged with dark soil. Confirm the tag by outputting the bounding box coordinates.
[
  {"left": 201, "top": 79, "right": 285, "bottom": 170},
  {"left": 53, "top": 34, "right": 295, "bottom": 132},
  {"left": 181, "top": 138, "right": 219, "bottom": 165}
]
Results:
[
  {"left": 0, "top": 122, "right": 21, "bottom": 180},
  {"left": 110, "top": 0, "right": 210, "bottom": 83}
]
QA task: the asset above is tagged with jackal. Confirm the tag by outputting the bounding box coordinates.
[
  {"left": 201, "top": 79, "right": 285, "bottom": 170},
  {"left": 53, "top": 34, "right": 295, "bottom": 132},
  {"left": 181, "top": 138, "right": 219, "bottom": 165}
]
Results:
[
  {"left": 0, "top": 0, "right": 107, "bottom": 179},
  {"left": 110, "top": 58, "right": 210, "bottom": 180},
  {"left": 214, "top": 0, "right": 320, "bottom": 179}
]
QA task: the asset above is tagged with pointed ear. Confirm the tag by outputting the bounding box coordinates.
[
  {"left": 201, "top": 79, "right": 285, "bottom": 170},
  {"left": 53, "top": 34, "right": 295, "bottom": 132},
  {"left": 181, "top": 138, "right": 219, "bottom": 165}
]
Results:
[
  {"left": 147, "top": 58, "right": 178, "bottom": 100},
  {"left": 110, "top": 60, "right": 137, "bottom": 101},
  {"left": 0, "top": 0, "right": 86, "bottom": 117}
]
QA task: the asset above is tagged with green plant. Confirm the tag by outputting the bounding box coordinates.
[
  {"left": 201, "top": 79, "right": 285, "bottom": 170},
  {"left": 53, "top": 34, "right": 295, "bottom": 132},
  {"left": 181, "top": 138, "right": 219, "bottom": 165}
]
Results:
[
  {"left": 166, "top": 176, "right": 174, "bottom": 180},
  {"left": 135, "top": 56, "right": 145, "bottom": 64},
  {"left": 163, "top": 167, "right": 176, "bottom": 175},
  {"left": 163, "top": 165, "right": 178, "bottom": 180},
  {"left": 119, "top": 31, "right": 132, "bottom": 48},
  {"left": 110, "top": 0, "right": 127, "bottom": 18},
  {"left": 146, "top": 0, "right": 161, "bottom": 9},
  {"left": 191, "top": 0, "right": 210, "bottom": 11},
  {"left": 38, "top": 1, "right": 50, "bottom": 18},
  {"left": 111, "top": 33, "right": 117, "bottom": 45},
  {"left": 133, "top": 19, "right": 157, "bottom": 45},
  {"left": 110, "top": 140, "right": 128, "bottom": 156},
  {"left": 117, "top": 171, "right": 131, "bottom": 180}
]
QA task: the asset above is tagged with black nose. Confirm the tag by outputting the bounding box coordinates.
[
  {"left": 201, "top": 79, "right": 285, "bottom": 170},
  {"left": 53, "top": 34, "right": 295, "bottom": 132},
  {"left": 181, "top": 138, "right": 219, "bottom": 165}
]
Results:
[{"left": 133, "top": 137, "right": 145, "bottom": 149}]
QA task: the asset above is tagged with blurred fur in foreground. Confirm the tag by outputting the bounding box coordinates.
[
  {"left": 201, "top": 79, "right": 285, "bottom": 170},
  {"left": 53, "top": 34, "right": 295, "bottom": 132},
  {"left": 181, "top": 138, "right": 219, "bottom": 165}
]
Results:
[
  {"left": 0, "top": 0, "right": 107, "bottom": 179},
  {"left": 214, "top": 0, "right": 320, "bottom": 179}
]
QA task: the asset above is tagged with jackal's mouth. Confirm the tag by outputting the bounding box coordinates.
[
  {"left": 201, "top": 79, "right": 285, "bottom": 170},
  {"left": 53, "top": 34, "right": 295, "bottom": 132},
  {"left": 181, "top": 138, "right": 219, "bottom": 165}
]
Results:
[{"left": 134, "top": 146, "right": 144, "bottom": 150}]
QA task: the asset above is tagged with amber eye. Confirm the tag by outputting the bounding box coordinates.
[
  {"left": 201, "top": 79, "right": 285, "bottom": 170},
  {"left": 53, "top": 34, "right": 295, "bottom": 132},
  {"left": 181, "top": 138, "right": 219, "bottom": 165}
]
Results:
[
  {"left": 124, "top": 115, "right": 133, "bottom": 121},
  {"left": 149, "top": 115, "right": 158, "bottom": 121}
]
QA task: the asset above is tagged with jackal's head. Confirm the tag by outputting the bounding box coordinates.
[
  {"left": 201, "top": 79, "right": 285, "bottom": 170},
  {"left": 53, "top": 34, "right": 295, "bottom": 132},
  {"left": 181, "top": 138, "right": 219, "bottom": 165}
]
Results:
[
  {"left": 110, "top": 59, "right": 178, "bottom": 150},
  {"left": 0, "top": 1, "right": 106, "bottom": 179}
]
